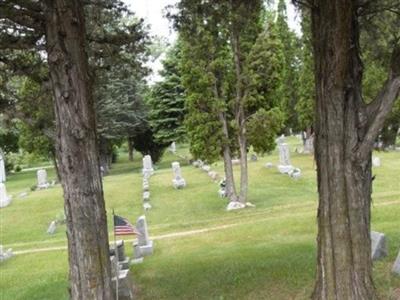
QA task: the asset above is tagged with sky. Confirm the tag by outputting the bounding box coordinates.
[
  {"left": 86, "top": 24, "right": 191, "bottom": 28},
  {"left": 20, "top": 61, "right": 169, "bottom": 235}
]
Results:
[{"left": 123, "top": 0, "right": 302, "bottom": 81}]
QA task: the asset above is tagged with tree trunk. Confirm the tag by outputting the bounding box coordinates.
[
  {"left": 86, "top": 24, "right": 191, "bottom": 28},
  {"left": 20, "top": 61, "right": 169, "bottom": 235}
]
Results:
[
  {"left": 238, "top": 109, "right": 248, "bottom": 204},
  {"left": 44, "top": 1, "right": 114, "bottom": 299},
  {"left": 310, "top": 1, "right": 400, "bottom": 299},
  {"left": 128, "top": 137, "right": 134, "bottom": 161},
  {"left": 231, "top": 30, "right": 248, "bottom": 204},
  {"left": 219, "top": 112, "right": 238, "bottom": 202}
]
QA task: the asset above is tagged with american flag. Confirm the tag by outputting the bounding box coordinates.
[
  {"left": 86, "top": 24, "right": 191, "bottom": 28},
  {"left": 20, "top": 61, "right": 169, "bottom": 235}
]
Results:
[{"left": 113, "top": 215, "right": 139, "bottom": 236}]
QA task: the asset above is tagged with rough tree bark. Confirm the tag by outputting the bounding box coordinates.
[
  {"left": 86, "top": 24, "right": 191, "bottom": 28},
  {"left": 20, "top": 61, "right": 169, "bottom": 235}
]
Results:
[
  {"left": 44, "top": 0, "right": 114, "bottom": 299},
  {"left": 310, "top": 1, "right": 400, "bottom": 299},
  {"left": 219, "top": 112, "right": 239, "bottom": 202},
  {"left": 231, "top": 31, "right": 248, "bottom": 204}
]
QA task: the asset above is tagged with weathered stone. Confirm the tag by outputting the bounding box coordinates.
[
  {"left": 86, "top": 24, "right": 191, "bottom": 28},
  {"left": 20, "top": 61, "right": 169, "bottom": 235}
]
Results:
[
  {"left": 169, "top": 142, "right": 176, "bottom": 153},
  {"left": 372, "top": 156, "right": 381, "bottom": 167},
  {"left": 265, "top": 162, "right": 273, "bottom": 169},
  {"left": 202, "top": 165, "right": 211, "bottom": 172},
  {"left": 0, "top": 183, "right": 11, "bottom": 208},
  {"left": 47, "top": 221, "right": 57, "bottom": 234},
  {"left": 112, "top": 269, "right": 134, "bottom": 300},
  {"left": 288, "top": 168, "right": 302, "bottom": 179},
  {"left": 133, "top": 215, "right": 153, "bottom": 259},
  {"left": 0, "top": 245, "right": 13, "bottom": 262},
  {"left": 371, "top": 231, "right": 388, "bottom": 260},
  {"left": 250, "top": 154, "right": 258, "bottom": 161},
  {"left": 277, "top": 143, "right": 294, "bottom": 174},
  {"left": 392, "top": 251, "right": 400, "bottom": 275},
  {"left": 37, "top": 169, "right": 49, "bottom": 189},
  {"left": 304, "top": 136, "right": 314, "bottom": 154},
  {"left": 143, "top": 191, "right": 150, "bottom": 201},
  {"left": 231, "top": 159, "right": 240, "bottom": 166},
  {"left": 226, "top": 201, "right": 246, "bottom": 211},
  {"left": 208, "top": 171, "right": 218, "bottom": 181},
  {"left": 143, "top": 202, "right": 152, "bottom": 211},
  {"left": 18, "top": 192, "right": 28, "bottom": 199},
  {"left": 172, "top": 162, "right": 186, "bottom": 189},
  {"left": 142, "top": 155, "right": 154, "bottom": 177}
]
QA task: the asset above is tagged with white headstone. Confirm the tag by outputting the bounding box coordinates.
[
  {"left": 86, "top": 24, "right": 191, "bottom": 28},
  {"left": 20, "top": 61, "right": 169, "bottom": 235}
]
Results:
[
  {"left": 0, "top": 152, "right": 5, "bottom": 183},
  {"left": 172, "top": 162, "right": 186, "bottom": 189},
  {"left": 288, "top": 168, "right": 302, "bottom": 179},
  {"left": 133, "top": 215, "right": 153, "bottom": 260},
  {"left": 0, "top": 245, "right": 13, "bottom": 262},
  {"left": 226, "top": 201, "right": 246, "bottom": 211},
  {"left": 170, "top": 142, "right": 176, "bottom": 153},
  {"left": 0, "top": 183, "right": 11, "bottom": 208},
  {"left": 372, "top": 156, "right": 381, "bottom": 167},
  {"left": 142, "top": 155, "right": 154, "bottom": 177},
  {"left": 143, "top": 191, "right": 150, "bottom": 201},
  {"left": 37, "top": 169, "right": 49, "bottom": 189},
  {"left": 47, "top": 221, "right": 57, "bottom": 234},
  {"left": 277, "top": 143, "right": 294, "bottom": 174}
]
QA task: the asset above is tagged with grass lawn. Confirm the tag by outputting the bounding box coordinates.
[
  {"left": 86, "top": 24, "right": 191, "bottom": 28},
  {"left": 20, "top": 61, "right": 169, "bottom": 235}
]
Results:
[{"left": 1, "top": 137, "right": 399, "bottom": 299}]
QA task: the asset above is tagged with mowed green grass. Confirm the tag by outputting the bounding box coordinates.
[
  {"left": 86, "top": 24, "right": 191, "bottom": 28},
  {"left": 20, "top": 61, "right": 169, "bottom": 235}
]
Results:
[{"left": 1, "top": 137, "right": 399, "bottom": 299}]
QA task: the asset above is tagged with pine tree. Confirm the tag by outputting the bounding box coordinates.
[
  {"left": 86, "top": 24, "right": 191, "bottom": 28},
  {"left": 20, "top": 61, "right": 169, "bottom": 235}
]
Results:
[{"left": 148, "top": 40, "right": 186, "bottom": 145}]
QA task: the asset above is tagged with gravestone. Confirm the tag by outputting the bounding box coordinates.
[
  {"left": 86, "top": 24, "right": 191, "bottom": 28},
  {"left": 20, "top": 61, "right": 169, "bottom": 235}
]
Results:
[
  {"left": 133, "top": 215, "right": 153, "bottom": 261},
  {"left": 392, "top": 251, "right": 400, "bottom": 275},
  {"left": 142, "top": 179, "right": 149, "bottom": 192},
  {"left": 231, "top": 159, "right": 240, "bottom": 166},
  {"left": 143, "top": 202, "right": 152, "bottom": 211},
  {"left": 202, "top": 165, "right": 211, "bottom": 172},
  {"left": 142, "top": 155, "right": 154, "bottom": 177},
  {"left": 265, "top": 162, "right": 274, "bottom": 169},
  {"left": 304, "top": 136, "right": 314, "bottom": 154},
  {"left": 371, "top": 231, "right": 388, "bottom": 260},
  {"left": 372, "top": 156, "right": 381, "bottom": 167},
  {"left": 0, "top": 183, "right": 11, "bottom": 208},
  {"left": 277, "top": 143, "right": 294, "bottom": 174},
  {"left": 37, "top": 169, "right": 49, "bottom": 189},
  {"left": 288, "top": 168, "right": 302, "bottom": 180},
  {"left": 226, "top": 201, "right": 245, "bottom": 211},
  {"left": 47, "top": 221, "right": 57, "bottom": 234},
  {"left": 208, "top": 171, "right": 218, "bottom": 181},
  {"left": 172, "top": 162, "right": 186, "bottom": 189},
  {"left": 0, "top": 152, "right": 5, "bottom": 183},
  {"left": 170, "top": 142, "right": 176, "bottom": 153},
  {"left": 143, "top": 191, "right": 150, "bottom": 201},
  {"left": 250, "top": 154, "right": 258, "bottom": 161},
  {"left": 0, "top": 245, "right": 13, "bottom": 262},
  {"left": 112, "top": 269, "right": 134, "bottom": 300}
]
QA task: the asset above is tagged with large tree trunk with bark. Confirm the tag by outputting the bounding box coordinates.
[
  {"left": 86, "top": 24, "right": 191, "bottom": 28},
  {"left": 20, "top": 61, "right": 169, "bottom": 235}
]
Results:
[
  {"left": 44, "top": 1, "right": 114, "bottom": 299},
  {"left": 310, "top": 1, "right": 400, "bottom": 299}
]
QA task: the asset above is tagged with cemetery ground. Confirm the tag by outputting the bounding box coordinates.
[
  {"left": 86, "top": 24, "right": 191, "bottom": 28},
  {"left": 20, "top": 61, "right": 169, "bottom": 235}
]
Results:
[{"left": 1, "top": 137, "right": 399, "bottom": 300}]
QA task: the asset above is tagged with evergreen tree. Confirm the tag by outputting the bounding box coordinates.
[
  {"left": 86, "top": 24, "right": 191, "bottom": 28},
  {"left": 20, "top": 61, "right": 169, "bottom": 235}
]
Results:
[
  {"left": 148, "top": 40, "right": 186, "bottom": 145},
  {"left": 294, "top": 10, "right": 315, "bottom": 142},
  {"left": 275, "top": 0, "right": 301, "bottom": 132},
  {"left": 172, "top": 1, "right": 285, "bottom": 204}
]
